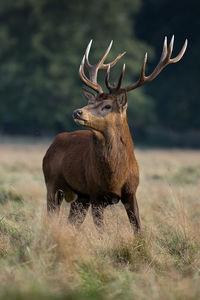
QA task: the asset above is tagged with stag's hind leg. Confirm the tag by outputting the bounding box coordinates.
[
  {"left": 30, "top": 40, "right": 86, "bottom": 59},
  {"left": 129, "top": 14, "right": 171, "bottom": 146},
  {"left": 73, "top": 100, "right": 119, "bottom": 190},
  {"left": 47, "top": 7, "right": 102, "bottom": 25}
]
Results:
[
  {"left": 47, "top": 186, "right": 64, "bottom": 214},
  {"left": 68, "top": 198, "right": 90, "bottom": 228}
]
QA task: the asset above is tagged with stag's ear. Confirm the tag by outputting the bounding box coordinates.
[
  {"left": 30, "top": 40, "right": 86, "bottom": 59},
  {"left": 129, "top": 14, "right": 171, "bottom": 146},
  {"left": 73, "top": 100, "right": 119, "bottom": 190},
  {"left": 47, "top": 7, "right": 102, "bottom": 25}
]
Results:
[
  {"left": 116, "top": 92, "right": 127, "bottom": 110},
  {"left": 82, "top": 87, "right": 96, "bottom": 104}
]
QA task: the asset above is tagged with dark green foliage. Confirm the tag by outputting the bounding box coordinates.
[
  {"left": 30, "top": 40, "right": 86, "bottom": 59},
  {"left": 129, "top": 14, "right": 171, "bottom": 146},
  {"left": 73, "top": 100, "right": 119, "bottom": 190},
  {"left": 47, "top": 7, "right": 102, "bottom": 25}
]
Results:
[
  {"left": 0, "top": 0, "right": 153, "bottom": 135},
  {"left": 0, "top": 0, "right": 198, "bottom": 140},
  {"left": 135, "top": 0, "right": 200, "bottom": 131}
]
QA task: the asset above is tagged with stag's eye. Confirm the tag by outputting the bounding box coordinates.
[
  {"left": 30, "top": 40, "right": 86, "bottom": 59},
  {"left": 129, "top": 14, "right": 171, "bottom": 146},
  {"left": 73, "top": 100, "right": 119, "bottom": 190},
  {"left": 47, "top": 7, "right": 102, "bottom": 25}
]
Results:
[{"left": 102, "top": 105, "right": 111, "bottom": 110}]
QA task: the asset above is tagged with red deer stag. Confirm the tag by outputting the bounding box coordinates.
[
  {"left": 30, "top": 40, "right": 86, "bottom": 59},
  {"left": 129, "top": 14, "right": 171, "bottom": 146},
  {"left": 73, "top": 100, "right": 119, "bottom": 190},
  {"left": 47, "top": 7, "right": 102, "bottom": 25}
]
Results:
[{"left": 43, "top": 36, "right": 187, "bottom": 234}]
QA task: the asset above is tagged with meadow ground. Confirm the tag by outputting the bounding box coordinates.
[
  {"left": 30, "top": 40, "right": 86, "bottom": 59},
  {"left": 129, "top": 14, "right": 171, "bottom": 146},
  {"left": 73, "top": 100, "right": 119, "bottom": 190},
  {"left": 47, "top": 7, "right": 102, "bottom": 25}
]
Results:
[{"left": 0, "top": 138, "right": 200, "bottom": 299}]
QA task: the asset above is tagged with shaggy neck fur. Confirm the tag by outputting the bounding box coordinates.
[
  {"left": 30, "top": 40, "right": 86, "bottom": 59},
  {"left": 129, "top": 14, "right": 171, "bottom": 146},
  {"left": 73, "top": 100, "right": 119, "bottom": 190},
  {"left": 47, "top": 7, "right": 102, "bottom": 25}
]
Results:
[{"left": 90, "top": 114, "right": 135, "bottom": 195}]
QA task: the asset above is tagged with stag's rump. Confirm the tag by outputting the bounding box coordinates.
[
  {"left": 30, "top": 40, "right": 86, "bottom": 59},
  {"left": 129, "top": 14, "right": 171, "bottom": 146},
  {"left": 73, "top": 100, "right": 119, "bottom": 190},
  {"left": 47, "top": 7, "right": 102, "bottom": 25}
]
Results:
[{"left": 43, "top": 130, "right": 92, "bottom": 196}]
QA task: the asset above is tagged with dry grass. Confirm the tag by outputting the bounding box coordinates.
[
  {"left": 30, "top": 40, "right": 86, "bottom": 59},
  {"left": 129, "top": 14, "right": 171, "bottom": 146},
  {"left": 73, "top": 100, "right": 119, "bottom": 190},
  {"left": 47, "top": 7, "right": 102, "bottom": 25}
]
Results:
[{"left": 0, "top": 140, "right": 200, "bottom": 299}]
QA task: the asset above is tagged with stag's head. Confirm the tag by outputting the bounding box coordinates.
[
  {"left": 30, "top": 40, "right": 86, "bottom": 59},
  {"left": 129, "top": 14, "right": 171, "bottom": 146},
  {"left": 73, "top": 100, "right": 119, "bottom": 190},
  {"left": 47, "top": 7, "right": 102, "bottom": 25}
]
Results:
[{"left": 73, "top": 37, "right": 187, "bottom": 133}]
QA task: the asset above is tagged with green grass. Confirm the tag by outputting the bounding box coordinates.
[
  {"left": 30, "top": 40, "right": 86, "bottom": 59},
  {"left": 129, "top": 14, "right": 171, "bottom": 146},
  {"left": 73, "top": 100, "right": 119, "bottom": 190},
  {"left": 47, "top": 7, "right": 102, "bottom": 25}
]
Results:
[{"left": 0, "top": 187, "right": 23, "bottom": 204}]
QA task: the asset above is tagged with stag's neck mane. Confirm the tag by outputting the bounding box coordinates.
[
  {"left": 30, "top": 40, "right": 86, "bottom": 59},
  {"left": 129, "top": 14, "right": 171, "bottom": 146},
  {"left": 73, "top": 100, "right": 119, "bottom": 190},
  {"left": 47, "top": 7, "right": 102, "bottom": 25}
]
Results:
[{"left": 90, "top": 115, "right": 135, "bottom": 179}]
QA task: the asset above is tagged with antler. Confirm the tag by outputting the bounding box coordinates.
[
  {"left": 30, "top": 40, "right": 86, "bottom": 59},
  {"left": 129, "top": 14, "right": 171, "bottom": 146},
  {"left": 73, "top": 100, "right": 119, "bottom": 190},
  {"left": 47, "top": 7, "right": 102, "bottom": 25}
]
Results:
[
  {"left": 105, "top": 63, "right": 126, "bottom": 93},
  {"left": 79, "top": 40, "right": 126, "bottom": 93},
  {"left": 106, "top": 35, "right": 188, "bottom": 93}
]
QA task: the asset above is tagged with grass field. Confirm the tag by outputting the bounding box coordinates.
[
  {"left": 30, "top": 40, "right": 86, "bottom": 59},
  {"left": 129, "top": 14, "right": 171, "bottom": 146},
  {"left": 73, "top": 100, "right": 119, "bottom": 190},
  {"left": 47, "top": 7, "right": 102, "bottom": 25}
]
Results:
[{"left": 0, "top": 140, "right": 200, "bottom": 299}]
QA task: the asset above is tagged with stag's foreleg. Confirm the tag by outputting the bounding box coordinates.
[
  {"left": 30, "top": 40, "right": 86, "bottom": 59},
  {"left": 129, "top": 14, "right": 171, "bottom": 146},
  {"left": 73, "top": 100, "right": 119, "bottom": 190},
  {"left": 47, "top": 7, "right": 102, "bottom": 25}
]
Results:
[
  {"left": 68, "top": 198, "right": 90, "bottom": 228},
  {"left": 91, "top": 199, "right": 104, "bottom": 233},
  {"left": 121, "top": 190, "right": 141, "bottom": 234}
]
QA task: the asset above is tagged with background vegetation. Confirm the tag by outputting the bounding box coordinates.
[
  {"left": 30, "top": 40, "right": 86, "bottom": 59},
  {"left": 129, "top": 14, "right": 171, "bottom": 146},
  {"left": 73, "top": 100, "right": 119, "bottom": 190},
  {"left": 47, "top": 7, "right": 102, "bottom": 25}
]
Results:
[{"left": 0, "top": 0, "right": 199, "bottom": 145}]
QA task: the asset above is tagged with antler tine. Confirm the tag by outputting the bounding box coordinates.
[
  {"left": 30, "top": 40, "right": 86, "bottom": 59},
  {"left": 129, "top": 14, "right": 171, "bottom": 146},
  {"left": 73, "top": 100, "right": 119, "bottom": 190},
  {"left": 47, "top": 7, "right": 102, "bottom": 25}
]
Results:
[
  {"left": 160, "top": 36, "right": 168, "bottom": 61},
  {"left": 79, "top": 55, "right": 87, "bottom": 83},
  {"left": 116, "top": 64, "right": 126, "bottom": 90},
  {"left": 125, "top": 52, "right": 148, "bottom": 92},
  {"left": 105, "top": 64, "right": 117, "bottom": 91},
  {"left": 79, "top": 40, "right": 126, "bottom": 94},
  {"left": 101, "top": 51, "right": 126, "bottom": 69},
  {"left": 79, "top": 54, "right": 103, "bottom": 93},
  {"left": 106, "top": 63, "right": 127, "bottom": 93},
  {"left": 85, "top": 40, "right": 126, "bottom": 70},
  {"left": 139, "top": 53, "right": 148, "bottom": 83},
  {"left": 97, "top": 40, "right": 113, "bottom": 68},
  {"left": 167, "top": 35, "right": 174, "bottom": 60},
  {"left": 85, "top": 39, "right": 93, "bottom": 68},
  {"left": 123, "top": 36, "right": 187, "bottom": 92},
  {"left": 148, "top": 36, "right": 173, "bottom": 79},
  {"left": 105, "top": 64, "right": 112, "bottom": 91},
  {"left": 170, "top": 38, "right": 188, "bottom": 63}
]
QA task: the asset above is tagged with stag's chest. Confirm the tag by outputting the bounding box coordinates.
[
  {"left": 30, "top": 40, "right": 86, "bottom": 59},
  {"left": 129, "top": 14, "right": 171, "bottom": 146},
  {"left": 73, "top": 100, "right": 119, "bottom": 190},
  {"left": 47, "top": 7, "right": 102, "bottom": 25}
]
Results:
[
  {"left": 87, "top": 154, "right": 132, "bottom": 197},
  {"left": 88, "top": 133, "right": 137, "bottom": 195}
]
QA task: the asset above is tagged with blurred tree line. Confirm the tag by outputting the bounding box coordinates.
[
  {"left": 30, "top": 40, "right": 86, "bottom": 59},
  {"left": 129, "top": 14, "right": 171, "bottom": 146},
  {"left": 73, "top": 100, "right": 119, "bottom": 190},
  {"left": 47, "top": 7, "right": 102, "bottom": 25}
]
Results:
[{"left": 0, "top": 0, "right": 199, "bottom": 143}]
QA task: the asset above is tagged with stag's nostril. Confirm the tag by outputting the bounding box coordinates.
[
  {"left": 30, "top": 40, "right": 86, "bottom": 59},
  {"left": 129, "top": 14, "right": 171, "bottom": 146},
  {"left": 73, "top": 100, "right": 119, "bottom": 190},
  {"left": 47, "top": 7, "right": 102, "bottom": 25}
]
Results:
[{"left": 73, "top": 109, "right": 83, "bottom": 119}]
